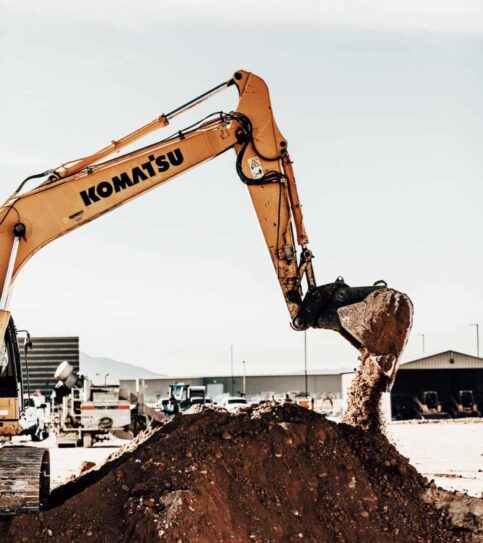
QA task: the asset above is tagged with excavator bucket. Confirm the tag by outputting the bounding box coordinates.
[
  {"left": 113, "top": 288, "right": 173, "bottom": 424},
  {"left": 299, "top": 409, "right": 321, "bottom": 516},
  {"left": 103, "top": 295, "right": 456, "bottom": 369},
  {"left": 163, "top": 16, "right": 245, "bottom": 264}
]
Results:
[
  {"left": 293, "top": 280, "right": 412, "bottom": 430},
  {"left": 337, "top": 288, "right": 413, "bottom": 382},
  {"left": 337, "top": 288, "right": 413, "bottom": 431}
]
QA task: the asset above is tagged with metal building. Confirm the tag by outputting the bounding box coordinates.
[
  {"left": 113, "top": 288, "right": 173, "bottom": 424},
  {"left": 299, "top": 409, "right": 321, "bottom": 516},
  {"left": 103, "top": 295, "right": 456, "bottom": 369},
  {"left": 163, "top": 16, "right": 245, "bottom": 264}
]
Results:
[
  {"left": 121, "top": 370, "right": 344, "bottom": 404},
  {"left": 391, "top": 350, "right": 483, "bottom": 419},
  {"left": 19, "top": 336, "right": 80, "bottom": 398}
]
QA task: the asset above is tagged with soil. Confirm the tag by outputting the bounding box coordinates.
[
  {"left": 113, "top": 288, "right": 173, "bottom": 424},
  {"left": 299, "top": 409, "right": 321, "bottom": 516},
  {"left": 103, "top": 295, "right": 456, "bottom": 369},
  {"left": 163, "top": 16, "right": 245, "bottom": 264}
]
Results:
[
  {"left": 3, "top": 403, "right": 479, "bottom": 543},
  {"left": 342, "top": 351, "right": 392, "bottom": 431},
  {"left": 341, "top": 289, "right": 414, "bottom": 431}
]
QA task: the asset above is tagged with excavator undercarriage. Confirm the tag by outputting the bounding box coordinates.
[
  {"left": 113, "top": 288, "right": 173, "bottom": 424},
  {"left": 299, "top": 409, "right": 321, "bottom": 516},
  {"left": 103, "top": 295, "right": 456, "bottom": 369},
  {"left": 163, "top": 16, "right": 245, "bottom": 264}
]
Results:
[{"left": 0, "top": 446, "right": 49, "bottom": 515}]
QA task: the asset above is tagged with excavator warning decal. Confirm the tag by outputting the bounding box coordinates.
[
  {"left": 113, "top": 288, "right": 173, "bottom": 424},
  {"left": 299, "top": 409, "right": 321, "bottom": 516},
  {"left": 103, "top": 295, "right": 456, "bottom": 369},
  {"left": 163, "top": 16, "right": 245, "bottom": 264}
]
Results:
[{"left": 248, "top": 156, "right": 264, "bottom": 180}]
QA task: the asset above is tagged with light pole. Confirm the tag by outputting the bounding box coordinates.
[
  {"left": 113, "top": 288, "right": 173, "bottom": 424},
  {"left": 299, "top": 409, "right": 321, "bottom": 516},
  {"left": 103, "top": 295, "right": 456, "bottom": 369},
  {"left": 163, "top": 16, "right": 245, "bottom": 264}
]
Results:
[
  {"left": 242, "top": 360, "right": 246, "bottom": 397},
  {"left": 230, "top": 345, "right": 234, "bottom": 396},
  {"left": 304, "top": 330, "right": 308, "bottom": 397},
  {"left": 104, "top": 373, "right": 110, "bottom": 385},
  {"left": 416, "top": 333, "right": 425, "bottom": 354},
  {"left": 469, "top": 323, "right": 480, "bottom": 357}
]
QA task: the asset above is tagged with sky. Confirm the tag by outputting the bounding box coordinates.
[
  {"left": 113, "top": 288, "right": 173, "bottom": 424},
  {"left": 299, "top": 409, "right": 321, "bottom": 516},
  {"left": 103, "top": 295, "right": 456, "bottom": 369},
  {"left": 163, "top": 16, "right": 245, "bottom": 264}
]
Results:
[{"left": 0, "top": 0, "right": 482, "bottom": 376}]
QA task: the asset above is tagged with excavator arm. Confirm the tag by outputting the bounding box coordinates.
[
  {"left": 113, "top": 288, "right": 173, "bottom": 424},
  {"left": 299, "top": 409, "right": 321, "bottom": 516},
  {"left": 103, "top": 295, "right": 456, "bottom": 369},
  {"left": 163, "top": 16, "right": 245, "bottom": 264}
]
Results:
[
  {"left": 0, "top": 71, "right": 308, "bottom": 317},
  {"left": 0, "top": 70, "right": 412, "bottom": 363}
]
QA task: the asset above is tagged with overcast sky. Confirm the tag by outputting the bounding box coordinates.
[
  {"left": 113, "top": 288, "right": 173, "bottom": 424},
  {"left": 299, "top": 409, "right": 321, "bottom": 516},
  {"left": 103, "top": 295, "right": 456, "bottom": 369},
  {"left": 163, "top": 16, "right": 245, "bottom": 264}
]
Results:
[{"left": 1, "top": 0, "right": 482, "bottom": 376}]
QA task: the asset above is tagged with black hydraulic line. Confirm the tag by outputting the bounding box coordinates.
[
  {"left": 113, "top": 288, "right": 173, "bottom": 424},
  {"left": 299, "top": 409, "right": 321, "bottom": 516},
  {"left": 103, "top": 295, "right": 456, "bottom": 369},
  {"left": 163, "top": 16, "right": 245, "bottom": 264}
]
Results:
[
  {"left": 165, "top": 80, "right": 231, "bottom": 120},
  {"left": 14, "top": 170, "right": 52, "bottom": 195}
]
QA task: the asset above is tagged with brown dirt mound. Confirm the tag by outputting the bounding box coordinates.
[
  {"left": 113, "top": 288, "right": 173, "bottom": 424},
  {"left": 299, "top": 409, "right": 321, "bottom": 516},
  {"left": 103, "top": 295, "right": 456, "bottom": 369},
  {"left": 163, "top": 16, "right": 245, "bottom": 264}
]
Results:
[{"left": 3, "top": 404, "right": 477, "bottom": 543}]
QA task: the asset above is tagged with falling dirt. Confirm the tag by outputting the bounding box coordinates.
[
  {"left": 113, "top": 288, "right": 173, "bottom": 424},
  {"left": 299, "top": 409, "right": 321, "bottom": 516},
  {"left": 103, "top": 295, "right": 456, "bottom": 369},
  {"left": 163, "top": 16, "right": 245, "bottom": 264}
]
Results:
[
  {"left": 342, "top": 351, "right": 392, "bottom": 431},
  {"left": 3, "top": 403, "right": 481, "bottom": 543},
  {"left": 341, "top": 288, "right": 413, "bottom": 431}
]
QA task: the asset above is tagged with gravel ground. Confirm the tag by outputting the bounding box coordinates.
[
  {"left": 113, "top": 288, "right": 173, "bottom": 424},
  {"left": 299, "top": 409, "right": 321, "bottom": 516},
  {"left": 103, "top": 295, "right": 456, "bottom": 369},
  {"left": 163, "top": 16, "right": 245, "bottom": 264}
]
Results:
[{"left": 387, "top": 420, "right": 483, "bottom": 497}]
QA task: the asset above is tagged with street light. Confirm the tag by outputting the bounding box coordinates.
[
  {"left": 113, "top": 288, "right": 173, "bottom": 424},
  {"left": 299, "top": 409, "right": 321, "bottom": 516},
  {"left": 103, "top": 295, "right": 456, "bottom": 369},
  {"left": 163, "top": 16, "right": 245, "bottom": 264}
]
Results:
[
  {"left": 469, "top": 323, "right": 480, "bottom": 357},
  {"left": 416, "top": 333, "right": 425, "bottom": 354},
  {"left": 230, "top": 345, "right": 234, "bottom": 396},
  {"left": 242, "top": 360, "right": 246, "bottom": 397}
]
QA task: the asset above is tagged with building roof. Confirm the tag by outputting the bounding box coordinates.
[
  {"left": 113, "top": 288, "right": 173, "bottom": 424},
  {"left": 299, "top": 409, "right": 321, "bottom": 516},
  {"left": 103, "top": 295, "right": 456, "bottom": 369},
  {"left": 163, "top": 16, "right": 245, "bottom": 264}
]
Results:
[{"left": 400, "top": 350, "right": 483, "bottom": 370}]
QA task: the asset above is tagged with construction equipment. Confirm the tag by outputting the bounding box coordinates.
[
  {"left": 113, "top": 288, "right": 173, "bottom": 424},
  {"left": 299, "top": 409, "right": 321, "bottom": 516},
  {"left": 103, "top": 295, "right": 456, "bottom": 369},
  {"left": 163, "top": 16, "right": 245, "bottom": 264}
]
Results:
[
  {"left": 413, "top": 391, "right": 450, "bottom": 420},
  {"left": 158, "top": 383, "right": 208, "bottom": 414},
  {"left": 450, "top": 390, "right": 481, "bottom": 418},
  {"left": 0, "top": 69, "right": 413, "bottom": 514},
  {"left": 51, "top": 361, "right": 132, "bottom": 447}
]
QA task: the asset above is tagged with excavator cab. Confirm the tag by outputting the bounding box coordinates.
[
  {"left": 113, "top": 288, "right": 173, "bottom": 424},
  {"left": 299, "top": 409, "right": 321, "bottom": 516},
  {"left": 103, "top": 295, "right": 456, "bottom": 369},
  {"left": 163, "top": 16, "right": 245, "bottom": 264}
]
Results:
[{"left": 0, "top": 314, "right": 23, "bottom": 437}]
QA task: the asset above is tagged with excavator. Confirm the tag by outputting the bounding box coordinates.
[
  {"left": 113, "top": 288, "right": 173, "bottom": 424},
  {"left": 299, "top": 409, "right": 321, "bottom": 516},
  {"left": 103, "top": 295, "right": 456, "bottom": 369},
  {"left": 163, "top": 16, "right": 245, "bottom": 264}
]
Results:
[{"left": 0, "top": 70, "right": 413, "bottom": 515}]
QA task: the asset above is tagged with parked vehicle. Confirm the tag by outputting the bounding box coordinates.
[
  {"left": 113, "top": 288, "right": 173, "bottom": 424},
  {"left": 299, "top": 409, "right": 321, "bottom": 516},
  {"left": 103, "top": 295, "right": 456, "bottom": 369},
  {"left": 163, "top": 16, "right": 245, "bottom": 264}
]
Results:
[
  {"left": 157, "top": 383, "right": 209, "bottom": 415},
  {"left": 51, "top": 361, "right": 132, "bottom": 447},
  {"left": 450, "top": 390, "right": 481, "bottom": 418},
  {"left": 222, "top": 397, "right": 248, "bottom": 412},
  {"left": 413, "top": 391, "right": 449, "bottom": 420}
]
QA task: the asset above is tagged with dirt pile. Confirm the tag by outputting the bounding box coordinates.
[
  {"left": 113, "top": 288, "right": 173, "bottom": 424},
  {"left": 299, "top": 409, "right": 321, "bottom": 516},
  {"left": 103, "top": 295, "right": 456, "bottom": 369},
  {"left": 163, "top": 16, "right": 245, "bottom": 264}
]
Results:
[{"left": 4, "top": 404, "right": 480, "bottom": 543}]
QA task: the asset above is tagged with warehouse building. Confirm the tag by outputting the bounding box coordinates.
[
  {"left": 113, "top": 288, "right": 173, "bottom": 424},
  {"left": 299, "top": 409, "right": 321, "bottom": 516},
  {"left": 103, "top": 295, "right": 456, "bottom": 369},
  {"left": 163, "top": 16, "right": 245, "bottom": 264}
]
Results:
[
  {"left": 391, "top": 350, "right": 483, "bottom": 419},
  {"left": 121, "top": 370, "right": 344, "bottom": 404},
  {"left": 19, "top": 336, "right": 80, "bottom": 398},
  {"left": 121, "top": 350, "right": 483, "bottom": 420}
]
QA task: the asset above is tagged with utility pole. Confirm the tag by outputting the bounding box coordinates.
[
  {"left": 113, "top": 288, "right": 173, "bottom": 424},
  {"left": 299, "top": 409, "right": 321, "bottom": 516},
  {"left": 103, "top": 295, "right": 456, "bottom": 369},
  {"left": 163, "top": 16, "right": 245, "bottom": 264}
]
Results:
[
  {"left": 304, "top": 330, "right": 308, "bottom": 397},
  {"left": 242, "top": 360, "right": 246, "bottom": 397},
  {"left": 230, "top": 345, "right": 234, "bottom": 395},
  {"left": 469, "top": 323, "right": 480, "bottom": 357},
  {"left": 416, "top": 333, "right": 425, "bottom": 354}
]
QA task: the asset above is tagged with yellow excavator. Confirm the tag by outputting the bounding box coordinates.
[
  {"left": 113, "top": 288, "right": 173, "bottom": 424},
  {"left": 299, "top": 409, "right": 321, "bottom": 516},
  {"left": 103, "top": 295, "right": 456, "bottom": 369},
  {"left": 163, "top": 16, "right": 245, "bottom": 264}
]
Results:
[{"left": 0, "top": 70, "right": 413, "bottom": 515}]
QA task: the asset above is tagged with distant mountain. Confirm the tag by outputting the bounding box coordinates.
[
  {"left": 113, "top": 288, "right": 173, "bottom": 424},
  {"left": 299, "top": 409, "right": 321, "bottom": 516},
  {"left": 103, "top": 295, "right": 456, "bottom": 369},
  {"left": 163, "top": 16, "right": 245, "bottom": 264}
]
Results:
[{"left": 80, "top": 352, "right": 165, "bottom": 384}]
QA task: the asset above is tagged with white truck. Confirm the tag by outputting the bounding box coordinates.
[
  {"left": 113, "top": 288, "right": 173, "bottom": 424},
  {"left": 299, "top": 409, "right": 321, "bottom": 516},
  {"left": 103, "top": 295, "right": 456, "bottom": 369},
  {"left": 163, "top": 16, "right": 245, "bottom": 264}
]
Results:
[{"left": 51, "top": 361, "right": 132, "bottom": 447}]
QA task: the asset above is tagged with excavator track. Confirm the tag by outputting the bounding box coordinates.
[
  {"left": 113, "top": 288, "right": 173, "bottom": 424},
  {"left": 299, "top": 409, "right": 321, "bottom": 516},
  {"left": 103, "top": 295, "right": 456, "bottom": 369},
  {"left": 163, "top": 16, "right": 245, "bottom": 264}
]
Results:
[{"left": 0, "top": 446, "right": 50, "bottom": 516}]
